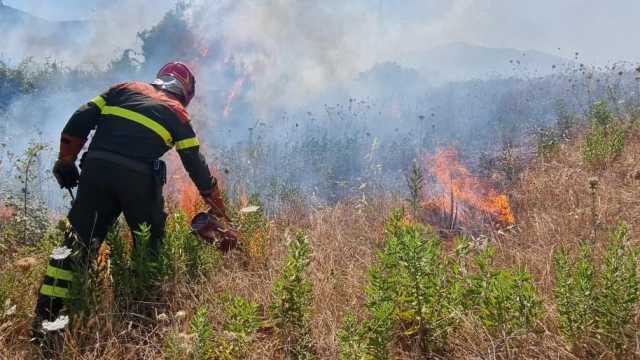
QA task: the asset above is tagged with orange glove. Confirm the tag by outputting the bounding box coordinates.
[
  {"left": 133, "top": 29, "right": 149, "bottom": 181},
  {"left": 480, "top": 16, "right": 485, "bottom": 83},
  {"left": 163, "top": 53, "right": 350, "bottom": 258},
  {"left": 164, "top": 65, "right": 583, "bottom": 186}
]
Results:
[{"left": 202, "top": 184, "right": 228, "bottom": 221}]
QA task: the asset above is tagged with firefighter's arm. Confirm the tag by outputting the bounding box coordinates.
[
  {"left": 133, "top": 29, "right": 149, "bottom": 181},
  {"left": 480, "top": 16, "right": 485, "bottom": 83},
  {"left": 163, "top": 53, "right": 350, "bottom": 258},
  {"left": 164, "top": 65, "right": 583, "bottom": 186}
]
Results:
[
  {"left": 174, "top": 125, "right": 227, "bottom": 219},
  {"left": 59, "top": 95, "right": 105, "bottom": 162},
  {"left": 53, "top": 94, "right": 105, "bottom": 189}
]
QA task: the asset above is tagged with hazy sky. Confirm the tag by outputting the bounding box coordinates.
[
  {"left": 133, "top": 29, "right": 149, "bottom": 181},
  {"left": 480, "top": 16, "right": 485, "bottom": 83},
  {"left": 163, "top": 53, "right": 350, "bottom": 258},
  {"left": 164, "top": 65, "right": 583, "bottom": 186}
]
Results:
[{"left": 5, "top": 0, "right": 639, "bottom": 65}]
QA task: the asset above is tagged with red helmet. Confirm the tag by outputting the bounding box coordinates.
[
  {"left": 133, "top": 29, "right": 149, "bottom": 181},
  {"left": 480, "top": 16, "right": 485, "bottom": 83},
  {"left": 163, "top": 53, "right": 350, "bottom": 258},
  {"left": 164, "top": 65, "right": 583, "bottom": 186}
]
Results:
[{"left": 157, "top": 62, "right": 196, "bottom": 106}]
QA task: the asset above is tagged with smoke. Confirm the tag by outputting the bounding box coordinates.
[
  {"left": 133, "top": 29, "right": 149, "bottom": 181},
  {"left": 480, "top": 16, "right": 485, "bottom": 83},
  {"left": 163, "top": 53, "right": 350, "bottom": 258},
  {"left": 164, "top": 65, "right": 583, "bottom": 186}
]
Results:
[
  {"left": 1, "top": 0, "right": 639, "bottom": 212},
  {"left": 2, "top": 0, "right": 175, "bottom": 68}
]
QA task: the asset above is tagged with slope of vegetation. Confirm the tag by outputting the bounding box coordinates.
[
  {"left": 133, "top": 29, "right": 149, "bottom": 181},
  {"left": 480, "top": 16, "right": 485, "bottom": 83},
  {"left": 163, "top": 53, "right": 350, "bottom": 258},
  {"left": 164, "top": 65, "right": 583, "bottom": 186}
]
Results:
[{"left": 0, "top": 107, "right": 639, "bottom": 359}]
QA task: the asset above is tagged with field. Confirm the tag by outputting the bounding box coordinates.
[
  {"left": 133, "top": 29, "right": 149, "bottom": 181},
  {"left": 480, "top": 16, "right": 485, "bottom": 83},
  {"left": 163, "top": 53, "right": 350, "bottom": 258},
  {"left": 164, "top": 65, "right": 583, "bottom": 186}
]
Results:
[{"left": 1, "top": 108, "right": 639, "bottom": 359}]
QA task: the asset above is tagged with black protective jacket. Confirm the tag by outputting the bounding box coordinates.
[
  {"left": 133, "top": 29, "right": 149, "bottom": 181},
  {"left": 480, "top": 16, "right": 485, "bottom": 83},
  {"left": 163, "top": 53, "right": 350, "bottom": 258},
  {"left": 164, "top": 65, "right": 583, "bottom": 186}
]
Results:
[{"left": 62, "top": 81, "right": 215, "bottom": 192}]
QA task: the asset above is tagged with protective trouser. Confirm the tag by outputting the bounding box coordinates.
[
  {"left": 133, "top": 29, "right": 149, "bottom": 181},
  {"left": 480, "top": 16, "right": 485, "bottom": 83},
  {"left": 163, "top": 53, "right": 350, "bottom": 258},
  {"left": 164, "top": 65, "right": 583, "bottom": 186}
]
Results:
[{"left": 34, "top": 154, "right": 166, "bottom": 321}]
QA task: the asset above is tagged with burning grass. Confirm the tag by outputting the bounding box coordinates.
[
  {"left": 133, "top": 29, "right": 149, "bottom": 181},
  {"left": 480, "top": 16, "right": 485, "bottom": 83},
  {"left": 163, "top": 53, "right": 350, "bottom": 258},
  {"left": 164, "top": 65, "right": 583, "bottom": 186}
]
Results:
[{"left": 422, "top": 148, "right": 516, "bottom": 233}]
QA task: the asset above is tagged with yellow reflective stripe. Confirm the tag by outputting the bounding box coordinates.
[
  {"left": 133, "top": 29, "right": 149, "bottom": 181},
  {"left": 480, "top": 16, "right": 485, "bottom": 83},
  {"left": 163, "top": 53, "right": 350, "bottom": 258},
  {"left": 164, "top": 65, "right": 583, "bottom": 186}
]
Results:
[
  {"left": 102, "top": 106, "right": 174, "bottom": 146},
  {"left": 91, "top": 96, "right": 106, "bottom": 111},
  {"left": 40, "top": 284, "right": 70, "bottom": 299},
  {"left": 175, "top": 137, "right": 200, "bottom": 150},
  {"left": 46, "top": 265, "right": 74, "bottom": 281}
]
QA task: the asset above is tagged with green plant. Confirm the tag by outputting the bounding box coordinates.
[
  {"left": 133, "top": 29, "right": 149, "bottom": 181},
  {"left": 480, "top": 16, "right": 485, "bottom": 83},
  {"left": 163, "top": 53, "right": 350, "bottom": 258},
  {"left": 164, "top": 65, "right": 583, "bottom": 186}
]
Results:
[
  {"left": 217, "top": 295, "right": 261, "bottom": 359},
  {"left": 190, "top": 305, "right": 215, "bottom": 360},
  {"left": 269, "top": 231, "right": 315, "bottom": 359},
  {"left": 162, "top": 212, "right": 220, "bottom": 281},
  {"left": 537, "top": 127, "right": 560, "bottom": 160},
  {"left": 2, "top": 142, "right": 51, "bottom": 246},
  {"left": 553, "top": 223, "right": 639, "bottom": 354},
  {"left": 582, "top": 101, "right": 626, "bottom": 168},
  {"left": 364, "top": 209, "right": 461, "bottom": 355},
  {"left": 337, "top": 302, "right": 395, "bottom": 360},
  {"left": 466, "top": 246, "right": 542, "bottom": 336},
  {"left": 594, "top": 223, "right": 639, "bottom": 352},
  {"left": 163, "top": 329, "right": 188, "bottom": 360},
  {"left": 405, "top": 160, "right": 424, "bottom": 219},
  {"left": 554, "top": 244, "right": 595, "bottom": 344}
]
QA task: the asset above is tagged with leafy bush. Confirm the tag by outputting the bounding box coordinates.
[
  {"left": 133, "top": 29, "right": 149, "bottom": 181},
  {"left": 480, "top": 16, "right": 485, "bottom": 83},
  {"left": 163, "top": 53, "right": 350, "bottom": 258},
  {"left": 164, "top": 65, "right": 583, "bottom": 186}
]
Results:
[
  {"left": 190, "top": 305, "right": 215, "bottom": 360},
  {"left": 465, "top": 246, "right": 542, "bottom": 336},
  {"left": 554, "top": 244, "right": 595, "bottom": 344},
  {"left": 217, "top": 295, "right": 261, "bottom": 359},
  {"left": 269, "top": 231, "right": 315, "bottom": 359},
  {"left": 405, "top": 160, "right": 424, "bottom": 219},
  {"left": 337, "top": 303, "right": 395, "bottom": 360},
  {"left": 594, "top": 223, "right": 639, "bottom": 351},
  {"left": 537, "top": 127, "right": 560, "bottom": 160},
  {"left": 582, "top": 101, "right": 626, "bottom": 168},
  {"left": 554, "top": 223, "right": 639, "bottom": 353},
  {"left": 354, "top": 210, "right": 461, "bottom": 355}
]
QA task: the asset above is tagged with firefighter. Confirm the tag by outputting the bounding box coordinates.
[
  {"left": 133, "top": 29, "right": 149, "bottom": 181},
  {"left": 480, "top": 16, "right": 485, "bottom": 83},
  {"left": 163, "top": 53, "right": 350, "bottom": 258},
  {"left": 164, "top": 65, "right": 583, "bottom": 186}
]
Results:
[{"left": 31, "top": 62, "right": 227, "bottom": 342}]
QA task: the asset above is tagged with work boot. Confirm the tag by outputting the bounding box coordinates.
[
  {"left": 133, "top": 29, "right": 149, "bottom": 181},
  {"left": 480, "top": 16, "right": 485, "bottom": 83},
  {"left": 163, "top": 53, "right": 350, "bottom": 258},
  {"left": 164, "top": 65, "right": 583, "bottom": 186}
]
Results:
[{"left": 30, "top": 314, "right": 69, "bottom": 359}]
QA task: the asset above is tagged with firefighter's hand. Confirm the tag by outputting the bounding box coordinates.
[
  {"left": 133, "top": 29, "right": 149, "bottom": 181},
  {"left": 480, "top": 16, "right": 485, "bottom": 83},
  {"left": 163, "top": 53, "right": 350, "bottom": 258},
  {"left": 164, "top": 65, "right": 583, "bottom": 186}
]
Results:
[
  {"left": 202, "top": 185, "right": 229, "bottom": 221},
  {"left": 53, "top": 159, "right": 80, "bottom": 189}
]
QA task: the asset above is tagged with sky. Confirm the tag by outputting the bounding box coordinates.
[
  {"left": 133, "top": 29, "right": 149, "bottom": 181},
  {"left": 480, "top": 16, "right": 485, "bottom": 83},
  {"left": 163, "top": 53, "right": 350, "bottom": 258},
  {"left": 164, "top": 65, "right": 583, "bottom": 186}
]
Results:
[{"left": 5, "top": 0, "right": 639, "bottom": 65}]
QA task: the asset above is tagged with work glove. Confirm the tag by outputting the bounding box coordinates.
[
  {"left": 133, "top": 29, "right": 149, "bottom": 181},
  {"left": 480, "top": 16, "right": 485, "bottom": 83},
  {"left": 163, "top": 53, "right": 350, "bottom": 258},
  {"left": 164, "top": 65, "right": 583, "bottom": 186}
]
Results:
[
  {"left": 53, "top": 133, "right": 86, "bottom": 189},
  {"left": 53, "top": 159, "right": 80, "bottom": 189},
  {"left": 202, "top": 185, "right": 228, "bottom": 221}
]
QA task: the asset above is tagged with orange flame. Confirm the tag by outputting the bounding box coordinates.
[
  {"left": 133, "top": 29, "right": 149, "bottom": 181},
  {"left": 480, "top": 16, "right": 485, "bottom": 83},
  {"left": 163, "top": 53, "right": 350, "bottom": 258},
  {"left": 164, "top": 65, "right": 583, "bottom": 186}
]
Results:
[
  {"left": 423, "top": 148, "right": 515, "bottom": 226},
  {"left": 164, "top": 149, "right": 225, "bottom": 219},
  {"left": 223, "top": 76, "right": 246, "bottom": 118}
]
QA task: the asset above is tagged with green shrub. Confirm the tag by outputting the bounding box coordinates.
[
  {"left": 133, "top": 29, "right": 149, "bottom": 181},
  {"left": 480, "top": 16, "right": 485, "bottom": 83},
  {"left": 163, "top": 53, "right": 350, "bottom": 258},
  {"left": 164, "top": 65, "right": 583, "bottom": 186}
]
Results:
[
  {"left": 217, "top": 295, "right": 261, "bottom": 359},
  {"left": 582, "top": 101, "right": 626, "bottom": 168},
  {"left": 269, "top": 231, "right": 315, "bottom": 359},
  {"left": 160, "top": 212, "right": 220, "bottom": 283},
  {"left": 405, "top": 160, "right": 424, "bottom": 219},
  {"left": 554, "top": 244, "right": 595, "bottom": 344},
  {"left": 190, "top": 305, "right": 215, "bottom": 360},
  {"left": 337, "top": 302, "right": 395, "bottom": 360},
  {"left": 465, "top": 247, "right": 542, "bottom": 336},
  {"left": 553, "top": 223, "right": 639, "bottom": 353},
  {"left": 537, "top": 128, "right": 560, "bottom": 160},
  {"left": 594, "top": 223, "right": 639, "bottom": 352},
  {"left": 367, "top": 209, "right": 460, "bottom": 354}
]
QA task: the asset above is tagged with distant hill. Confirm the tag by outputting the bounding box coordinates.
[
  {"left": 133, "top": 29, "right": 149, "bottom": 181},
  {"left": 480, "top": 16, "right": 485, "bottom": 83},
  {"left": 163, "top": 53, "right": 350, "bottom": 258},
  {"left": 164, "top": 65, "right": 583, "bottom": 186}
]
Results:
[
  {"left": 1, "top": 2, "right": 91, "bottom": 64},
  {"left": 409, "top": 42, "right": 570, "bottom": 83}
]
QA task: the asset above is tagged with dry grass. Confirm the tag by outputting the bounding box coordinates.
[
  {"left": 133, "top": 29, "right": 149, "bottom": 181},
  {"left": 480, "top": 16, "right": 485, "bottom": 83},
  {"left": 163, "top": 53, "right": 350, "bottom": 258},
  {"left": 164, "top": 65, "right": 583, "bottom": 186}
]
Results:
[{"left": 1, "top": 125, "right": 640, "bottom": 359}]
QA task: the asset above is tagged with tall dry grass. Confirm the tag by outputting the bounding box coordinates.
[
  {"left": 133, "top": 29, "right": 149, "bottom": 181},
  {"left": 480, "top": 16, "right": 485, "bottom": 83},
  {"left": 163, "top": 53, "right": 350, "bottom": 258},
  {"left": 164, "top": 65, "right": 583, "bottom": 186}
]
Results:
[{"left": 0, "top": 124, "right": 639, "bottom": 359}]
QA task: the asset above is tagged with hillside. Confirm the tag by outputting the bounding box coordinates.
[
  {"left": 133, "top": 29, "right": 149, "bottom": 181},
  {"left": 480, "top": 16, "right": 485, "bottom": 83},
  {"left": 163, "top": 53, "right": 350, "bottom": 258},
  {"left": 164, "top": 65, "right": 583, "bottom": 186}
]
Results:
[
  {"left": 0, "top": 2, "right": 90, "bottom": 63},
  {"left": 410, "top": 42, "right": 570, "bottom": 82},
  {"left": 1, "top": 110, "right": 639, "bottom": 358}
]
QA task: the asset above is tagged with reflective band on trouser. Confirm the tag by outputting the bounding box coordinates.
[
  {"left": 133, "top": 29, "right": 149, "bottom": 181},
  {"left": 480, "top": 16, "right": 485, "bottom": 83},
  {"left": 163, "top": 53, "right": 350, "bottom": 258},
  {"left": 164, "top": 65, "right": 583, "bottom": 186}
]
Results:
[
  {"left": 102, "top": 106, "right": 174, "bottom": 147},
  {"left": 46, "top": 265, "right": 74, "bottom": 281},
  {"left": 175, "top": 137, "right": 200, "bottom": 150},
  {"left": 40, "top": 284, "right": 70, "bottom": 299},
  {"left": 91, "top": 95, "right": 106, "bottom": 111}
]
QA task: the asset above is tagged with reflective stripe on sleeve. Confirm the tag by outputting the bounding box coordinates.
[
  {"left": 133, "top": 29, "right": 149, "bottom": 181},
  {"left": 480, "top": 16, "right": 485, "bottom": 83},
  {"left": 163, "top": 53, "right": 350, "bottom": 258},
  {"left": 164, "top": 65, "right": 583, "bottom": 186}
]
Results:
[
  {"left": 46, "top": 265, "right": 74, "bottom": 282},
  {"left": 175, "top": 137, "right": 200, "bottom": 150},
  {"left": 40, "top": 284, "right": 70, "bottom": 299}
]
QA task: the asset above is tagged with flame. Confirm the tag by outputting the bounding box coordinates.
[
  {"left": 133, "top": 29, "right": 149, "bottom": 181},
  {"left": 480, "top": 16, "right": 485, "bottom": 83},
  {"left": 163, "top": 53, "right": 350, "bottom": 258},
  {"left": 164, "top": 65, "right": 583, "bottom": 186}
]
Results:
[
  {"left": 164, "top": 149, "right": 225, "bottom": 219},
  {"left": 423, "top": 148, "right": 515, "bottom": 226},
  {"left": 223, "top": 76, "right": 246, "bottom": 118}
]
